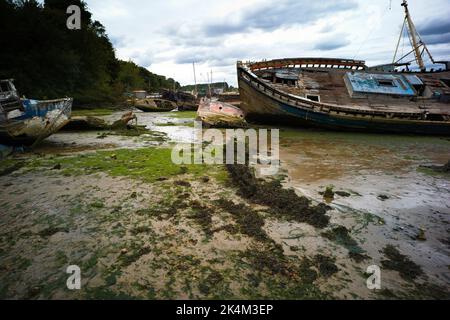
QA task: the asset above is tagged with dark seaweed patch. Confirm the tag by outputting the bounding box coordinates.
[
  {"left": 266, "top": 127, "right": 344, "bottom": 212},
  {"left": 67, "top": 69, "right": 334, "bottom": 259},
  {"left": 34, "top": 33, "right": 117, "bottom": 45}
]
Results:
[
  {"left": 0, "top": 162, "right": 24, "bottom": 176},
  {"left": 322, "top": 226, "right": 368, "bottom": 262},
  {"left": 226, "top": 164, "right": 330, "bottom": 228},
  {"left": 174, "top": 180, "right": 191, "bottom": 187},
  {"left": 38, "top": 226, "right": 69, "bottom": 238},
  {"left": 314, "top": 254, "right": 339, "bottom": 277},
  {"left": 188, "top": 200, "right": 214, "bottom": 237},
  {"left": 215, "top": 198, "right": 268, "bottom": 241},
  {"left": 381, "top": 245, "right": 423, "bottom": 281},
  {"left": 198, "top": 270, "right": 224, "bottom": 295},
  {"left": 120, "top": 246, "right": 152, "bottom": 267}
]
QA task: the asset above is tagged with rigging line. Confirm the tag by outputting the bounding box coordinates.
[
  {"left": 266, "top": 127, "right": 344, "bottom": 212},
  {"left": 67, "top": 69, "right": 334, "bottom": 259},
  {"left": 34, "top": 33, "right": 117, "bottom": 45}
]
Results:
[
  {"left": 400, "top": 20, "right": 406, "bottom": 62},
  {"left": 393, "top": 17, "right": 407, "bottom": 64},
  {"left": 353, "top": 1, "right": 391, "bottom": 60}
]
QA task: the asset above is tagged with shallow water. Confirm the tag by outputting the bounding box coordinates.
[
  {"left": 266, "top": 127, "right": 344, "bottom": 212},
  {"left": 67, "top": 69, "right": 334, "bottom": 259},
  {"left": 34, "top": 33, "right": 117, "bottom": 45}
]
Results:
[{"left": 275, "top": 128, "right": 450, "bottom": 289}]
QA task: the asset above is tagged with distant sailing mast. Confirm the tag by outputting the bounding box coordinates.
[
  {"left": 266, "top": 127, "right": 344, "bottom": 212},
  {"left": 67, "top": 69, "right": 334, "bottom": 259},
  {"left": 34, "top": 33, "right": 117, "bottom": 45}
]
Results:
[
  {"left": 192, "top": 62, "right": 198, "bottom": 96},
  {"left": 393, "top": 0, "right": 436, "bottom": 71}
]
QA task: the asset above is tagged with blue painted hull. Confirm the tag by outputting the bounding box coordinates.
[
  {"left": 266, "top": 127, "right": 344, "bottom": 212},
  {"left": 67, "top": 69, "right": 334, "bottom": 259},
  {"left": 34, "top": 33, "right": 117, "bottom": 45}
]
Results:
[
  {"left": 0, "top": 98, "right": 72, "bottom": 145},
  {"left": 238, "top": 69, "right": 450, "bottom": 136}
]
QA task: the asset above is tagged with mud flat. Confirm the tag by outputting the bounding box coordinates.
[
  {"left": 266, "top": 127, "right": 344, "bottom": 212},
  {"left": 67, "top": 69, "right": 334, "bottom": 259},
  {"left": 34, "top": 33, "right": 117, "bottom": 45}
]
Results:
[{"left": 0, "top": 109, "right": 449, "bottom": 299}]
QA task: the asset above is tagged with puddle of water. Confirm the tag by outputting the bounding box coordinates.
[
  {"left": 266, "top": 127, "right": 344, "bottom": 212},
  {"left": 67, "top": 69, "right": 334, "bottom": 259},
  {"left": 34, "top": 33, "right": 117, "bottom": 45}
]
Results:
[
  {"left": 36, "top": 110, "right": 197, "bottom": 152},
  {"left": 274, "top": 127, "right": 450, "bottom": 289},
  {"left": 276, "top": 127, "right": 450, "bottom": 223},
  {"left": 103, "top": 110, "right": 197, "bottom": 144}
]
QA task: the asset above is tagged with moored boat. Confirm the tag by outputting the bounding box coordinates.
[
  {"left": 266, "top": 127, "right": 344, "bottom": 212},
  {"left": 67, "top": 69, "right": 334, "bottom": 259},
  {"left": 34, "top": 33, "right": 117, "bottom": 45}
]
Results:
[
  {"left": 237, "top": 1, "right": 450, "bottom": 135},
  {"left": 197, "top": 98, "right": 246, "bottom": 128},
  {"left": 0, "top": 79, "right": 72, "bottom": 145}
]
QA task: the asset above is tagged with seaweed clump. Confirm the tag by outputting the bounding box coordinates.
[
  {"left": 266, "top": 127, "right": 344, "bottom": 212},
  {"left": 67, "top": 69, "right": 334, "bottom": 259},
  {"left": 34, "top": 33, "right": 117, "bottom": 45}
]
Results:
[
  {"left": 322, "top": 226, "right": 368, "bottom": 262},
  {"left": 198, "top": 270, "right": 224, "bottom": 295},
  {"left": 226, "top": 164, "right": 330, "bottom": 228},
  {"left": 0, "top": 161, "right": 24, "bottom": 176},
  {"left": 215, "top": 198, "right": 268, "bottom": 241},
  {"left": 381, "top": 245, "right": 424, "bottom": 281},
  {"left": 188, "top": 200, "right": 214, "bottom": 237},
  {"left": 313, "top": 254, "right": 339, "bottom": 278},
  {"left": 242, "top": 247, "right": 293, "bottom": 277}
]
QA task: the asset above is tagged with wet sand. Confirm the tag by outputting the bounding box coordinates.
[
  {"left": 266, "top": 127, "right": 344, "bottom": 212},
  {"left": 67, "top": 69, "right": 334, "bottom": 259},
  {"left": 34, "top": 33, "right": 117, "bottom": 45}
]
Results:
[{"left": 0, "top": 109, "right": 449, "bottom": 299}]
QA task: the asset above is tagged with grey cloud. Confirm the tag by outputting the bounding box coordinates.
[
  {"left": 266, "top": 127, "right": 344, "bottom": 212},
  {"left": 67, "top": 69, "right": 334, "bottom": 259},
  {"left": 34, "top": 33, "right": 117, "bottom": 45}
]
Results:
[
  {"left": 166, "top": 0, "right": 356, "bottom": 66},
  {"left": 416, "top": 15, "right": 450, "bottom": 45},
  {"left": 314, "top": 34, "right": 350, "bottom": 51},
  {"left": 422, "top": 32, "right": 450, "bottom": 45},
  {"left": 203, "top": 0, "right": 356, "bottom": 37},
  {"left": 418, "top": 17, "right": 450, "bottom": 36},
  {"left": 174, "top": 47, "right": 249, "bottom": 67},
  {"left": 171, "top": 36, "right": 223, "bottom": 47}
]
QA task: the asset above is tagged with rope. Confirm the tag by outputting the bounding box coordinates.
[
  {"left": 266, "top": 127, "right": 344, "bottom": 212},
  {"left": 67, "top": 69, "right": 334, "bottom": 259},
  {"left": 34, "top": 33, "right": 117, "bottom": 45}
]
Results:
[{"left": 353, "top": 1, "right": 392, "bottom": 60}]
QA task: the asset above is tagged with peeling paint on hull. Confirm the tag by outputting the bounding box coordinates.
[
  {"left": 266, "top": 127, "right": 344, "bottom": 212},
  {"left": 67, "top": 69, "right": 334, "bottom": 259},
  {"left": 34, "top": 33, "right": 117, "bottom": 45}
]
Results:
[
  {"left": 237, "top": 59, "right": 450, "bottom": 135},
  {"left": 197, "top": 99, "right": 247, "bottom": 128},
  {"left": 0, "top": 98, "right": 72, "bottom": 145}
]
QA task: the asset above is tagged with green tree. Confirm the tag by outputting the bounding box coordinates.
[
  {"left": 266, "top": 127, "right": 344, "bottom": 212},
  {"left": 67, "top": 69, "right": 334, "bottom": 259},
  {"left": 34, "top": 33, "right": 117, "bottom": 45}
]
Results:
[{"left": 0, "top": 0, "right": 179, "bottom": 107}]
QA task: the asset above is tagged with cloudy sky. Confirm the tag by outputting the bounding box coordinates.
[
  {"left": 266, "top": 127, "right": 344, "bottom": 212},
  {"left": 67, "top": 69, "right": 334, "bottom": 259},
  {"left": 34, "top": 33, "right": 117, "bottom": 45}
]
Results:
[{"left": 85, "top": 0, "right": 450, "bottom": 86}]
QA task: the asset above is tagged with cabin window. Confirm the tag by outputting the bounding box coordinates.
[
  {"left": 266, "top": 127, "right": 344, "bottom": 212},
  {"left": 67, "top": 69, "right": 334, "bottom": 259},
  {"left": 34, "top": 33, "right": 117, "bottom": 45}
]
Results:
[
  {"left": 306, "top": 94, "right": 320, "bottom": 102},
  {"left": 376, "top": 79, "right": 396, "bottom": 87}
]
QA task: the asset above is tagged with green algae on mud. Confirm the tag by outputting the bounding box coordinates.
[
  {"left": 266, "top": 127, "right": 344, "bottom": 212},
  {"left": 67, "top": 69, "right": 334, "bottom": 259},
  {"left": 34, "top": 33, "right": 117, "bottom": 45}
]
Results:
[
  {"left": 169, "top": 111, "right": 198, "bottom": 119},
  {"left": 71, "top": 108, "right": 118, "bottom": 117},
  {"left": 22, "top": 147, "right": 227, "bottom": 183}
]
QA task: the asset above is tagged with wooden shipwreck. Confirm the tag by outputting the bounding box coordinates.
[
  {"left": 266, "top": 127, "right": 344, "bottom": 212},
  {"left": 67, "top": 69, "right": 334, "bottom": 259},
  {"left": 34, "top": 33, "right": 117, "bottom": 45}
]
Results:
[
  {"left": 197, "top": 98, "right": 246, "bottom": 128},
  {"left": 0, "top": 79, "right": 72, "bottom": 145},
  {"left": 237, "top": 1, "right": 450, "bottom": 135},
  {"left": 134, "top": 98, "right": 177, "bottom": 112}
]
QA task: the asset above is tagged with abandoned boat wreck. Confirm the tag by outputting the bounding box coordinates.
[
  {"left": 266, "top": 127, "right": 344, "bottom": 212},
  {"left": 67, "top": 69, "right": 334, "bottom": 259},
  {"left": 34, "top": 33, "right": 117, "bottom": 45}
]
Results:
[
  {"left": 0, "top": 79, "right": 72, "bottom": 145},
  {"left": 237, "top": 1, "right": 450, "bottom": 135},
  {"left": 197, "top": 98, "right": 246, "bottom": 128},
  {"left": 161, "top": 89, "right": 199, "bottom": 111},
  {"left": 134, "top": 98, "right": 177, "bottom": 112}
]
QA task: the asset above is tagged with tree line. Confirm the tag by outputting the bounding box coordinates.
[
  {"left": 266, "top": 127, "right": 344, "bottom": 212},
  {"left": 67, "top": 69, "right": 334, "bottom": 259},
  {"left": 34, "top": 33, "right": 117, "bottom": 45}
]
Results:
[
  {"left": 180, "top": 82, "right": 237, "bottom": 95},
  {"left": 0, "top": 0, "right": 180, "bottom": 107}
]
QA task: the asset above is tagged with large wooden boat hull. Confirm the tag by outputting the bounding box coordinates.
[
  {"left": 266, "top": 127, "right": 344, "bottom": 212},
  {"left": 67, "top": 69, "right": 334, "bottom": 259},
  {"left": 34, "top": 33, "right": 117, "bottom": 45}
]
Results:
[
  {"left": 0, "top": 98, "right": 72, "bottom": 145},
  {"left": 237, "top": 60, "right": 450, "bottom": 135}
]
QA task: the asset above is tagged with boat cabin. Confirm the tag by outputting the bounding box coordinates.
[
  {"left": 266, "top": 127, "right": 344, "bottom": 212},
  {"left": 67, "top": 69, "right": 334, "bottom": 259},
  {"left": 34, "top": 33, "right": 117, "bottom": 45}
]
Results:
[{"left": 0, "top": 79, "right": 22, "bottom": 115}]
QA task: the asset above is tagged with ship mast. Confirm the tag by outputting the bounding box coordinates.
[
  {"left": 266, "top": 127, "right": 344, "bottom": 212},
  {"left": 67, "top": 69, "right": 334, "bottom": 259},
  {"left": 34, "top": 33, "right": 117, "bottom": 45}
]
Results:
[
  {"left": 402, "top": 0, "right": 424, "bottom": 70},
  {"left": 192, "top": 62, "right": 197, "bottom": 96},
  {"left": 395, "top": 0, "right": 435, "bottom": 71}
]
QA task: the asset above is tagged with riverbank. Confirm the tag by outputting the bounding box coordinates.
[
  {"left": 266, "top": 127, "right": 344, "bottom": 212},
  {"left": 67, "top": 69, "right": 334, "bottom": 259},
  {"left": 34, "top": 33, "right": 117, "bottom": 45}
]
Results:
[{"left": 0, "top": 109, "right": 449, "bottom": 299}]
